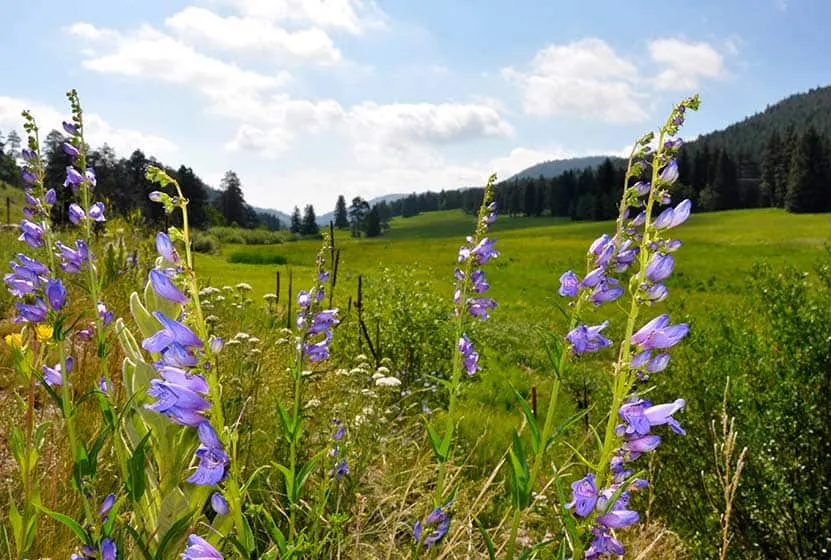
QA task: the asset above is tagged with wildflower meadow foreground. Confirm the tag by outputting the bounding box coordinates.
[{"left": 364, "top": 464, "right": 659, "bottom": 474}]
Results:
[{"left": 1, "top": 90, "right": 762, "bottom": 560}]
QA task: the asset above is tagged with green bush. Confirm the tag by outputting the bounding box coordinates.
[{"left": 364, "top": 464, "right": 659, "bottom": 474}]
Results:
[
  {"left": 227, "top": 249, "right": 287, "bottom": 265},
  {"left": 651, "top": 258, "right": 831, "bottom": 559},
  {"left": 208, "top": 226, "right": 286, "bottom": 245},
  {"left": 192, "top": 232, "right": 220, "bottom": 253}
]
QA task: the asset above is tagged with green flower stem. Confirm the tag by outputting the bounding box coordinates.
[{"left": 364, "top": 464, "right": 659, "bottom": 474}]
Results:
[
  {"left": 434, "top": 176, "right": 496, "bottom": 505},
  {"left": 596, "top": 126, "right": 669, "bottom": 488}
]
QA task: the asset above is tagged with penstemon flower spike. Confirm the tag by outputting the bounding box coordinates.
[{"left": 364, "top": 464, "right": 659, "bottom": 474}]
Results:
[{"left": 553, "top": 95, "right": 700, "bottom": 559}]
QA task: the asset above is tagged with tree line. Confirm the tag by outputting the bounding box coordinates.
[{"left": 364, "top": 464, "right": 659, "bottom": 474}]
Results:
[{"left": 0, "top": 129, "right": 281, "bottom": 231}]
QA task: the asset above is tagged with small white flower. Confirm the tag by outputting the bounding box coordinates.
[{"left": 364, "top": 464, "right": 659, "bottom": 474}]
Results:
[
  {"left": 233, "top": 332, "right": 250, "bottom": 340},
  {"left": 263, "top": 293, "right": 278, "bottom": 301},
  {"left": 355, "top": 354, "right": 368, "bottom": 362},
  {"left": 215, "top": 295, "right": 225, "bottom": 302},
  {"left": 375, "top": 366, "right": 390, "bottom": 375},
  {"left": 248, "top": 337, "right": 260, "bottom": 344},
  {"left": 349, "top": 368, "right": 365, "bottom": 376},
  {"left": 336, "top": 368, "right": 350, "bottom": 376},
  {"left": 226, "top": 339, "right": 241, "bottom": 346},
  {"left": 236, "top": 282, "right": 253, "bottom": 291},
  {"left": 222, "top": 286, "right": 234, "bottom": 292},
  {"left": 305, "top": 398, "right": 321, "bottom": 408},
  {"left": 375, "top": 376, "right": 401, "bottom": 387},
  {"left": 372, "top": 372, "right": 384, "bottom": 380},
  {"left": 205, "top": 314, "right": 220, "bottom": 324},
  {"left": 250, "top": 348, "right": 261, "bottom": 355}
]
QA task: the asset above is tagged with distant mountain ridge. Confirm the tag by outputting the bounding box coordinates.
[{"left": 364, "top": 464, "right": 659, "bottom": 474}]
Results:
[{"left": 508, "top": 155, "right": 621, "bottom": 181}]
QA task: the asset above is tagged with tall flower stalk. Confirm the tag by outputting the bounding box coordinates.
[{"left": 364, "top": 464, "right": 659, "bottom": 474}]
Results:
[
  {"left": 277, "top": 234, "right": 339, "bottom": 543},
  {"left": 417, "top": 173, "right": 499, "bottom": 555},
  {"left": 557, "top": 95, "right": 700, "bottom": 558}
]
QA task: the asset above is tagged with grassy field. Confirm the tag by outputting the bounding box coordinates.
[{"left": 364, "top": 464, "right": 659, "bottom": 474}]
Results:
[{"left": 197, "top": 207, "right": 831, "bottom": 323}]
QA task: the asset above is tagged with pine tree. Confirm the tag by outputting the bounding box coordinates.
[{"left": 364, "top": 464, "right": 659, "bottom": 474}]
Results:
[
  {"left": 785, "top": 127, "right": 829, "bottom": 213},
  {"left": 218, "top": 170, "right": 248, "bottom": 227},
  {"left": 301, "top": 204, "right": 319, "bottom": 235},
  {"left": 759, "top": 131, "right": 784, "bottom": 207},
  {"left": 334, "top": 195, "right": 349, "bottom": 229},
  {"left": 365, "top": 205, "right": 382, "bottom": 237},
  {"left": 290, "top": 206, "right": 302, "bottom": 233}
]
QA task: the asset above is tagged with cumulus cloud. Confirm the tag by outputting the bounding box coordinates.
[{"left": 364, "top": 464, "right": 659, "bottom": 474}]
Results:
[
  {"left": 649, "top": 38, "right": 726, "bottom": 91},
  {"left": 502, "top": 38, "right": 647, "bottom": 124},
  {"left": 67, "top": 23, "right": 290, "bottom": 97},
  {"left": 164, "top": 7, "right": 343, "bottom": 65},
  {"left": 0, "top": 96, "right": 178, "bottom": 158},
  {"left": 207, "top": 0, "right": 387, "bottom": 34}
]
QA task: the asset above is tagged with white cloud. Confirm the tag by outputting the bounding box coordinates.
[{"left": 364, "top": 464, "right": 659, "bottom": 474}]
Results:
[
  {"left": 67, "top": 23, "right": 290, "bottom": 97},
  {"left": 348, "top": 102, "right": 512, "bottom": 146},
  {"left": 0, "top": 96, "right": 178, "bottom": 158},
  {"left": 502, "top": 38, "right": 648, "bottom": 123},
  {"left": 207, "top": 0, "right": 386, "bottom": 34},
  {"left": 165, "top": 7, "right": 342, "bottom": 65},
  {"left": 649, "top": 38, "right": 726, "bottom": 91}
]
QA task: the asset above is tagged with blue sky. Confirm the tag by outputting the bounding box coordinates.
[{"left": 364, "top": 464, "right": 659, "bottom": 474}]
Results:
[{"left": 1, "top": 0, "right": 828, "bottom": 213}]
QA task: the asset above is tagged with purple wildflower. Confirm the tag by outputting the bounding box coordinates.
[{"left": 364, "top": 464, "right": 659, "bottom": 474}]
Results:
[
  {"left": 597, "top": 509, "right": 639, "bottom": 529},
  {"left": 458, "top": 334, "right": 480, "bottom": 375},
  {"left": 45, "top": 278, "right": 67, "bottom": 310},
  {"left": 659, "top": 160, "right": 679, "bottom": 185},
  {"left": 566, "top": 321, "right": 612, "bottom": 354},
  {"left": 471, "top": 237, "right": 498, "bottom": 264},
  {"left": 88, "top": 202, "right": 105, "bottom": 222},
  {"left": 15, "top": 298, "right": 47, "bottom": 323},
  {"left": 150, "top": 269, "right": 189, "bottom": 304},
  {"left": 187, "top": 422, "right": 229, "bottom": 486},
  {"left": 68, "top": 203, "right": 85, "bottom": 225},
  {"left": 631, "top": 314, "right": 689, "bottom": 350},
  {"left": 146, "top": 367, "right": 211, "bottom": 426},
  {"left": 467, "top": 297, "right": 497, "bottom": 320},
  {"left": 42, "top": 357, "right": 73, "bottom": 386},
  {"left": 64, "top": 166, "right": 83, "bottom": 188},
  {"left": 566, "top": 473, "right": 598, "bottom": 517},
  {"left": 101, "top": 539, "right": 116, "bottom": 560},
  {"left": 19, "top": 220, "right": 44, "bottom": 248},
  {"left": 181, "top": 535, "right": 223, "bottom": 559},
  {"left": 156, "top": 232, "right": 180, "bottom": 265},
  {"left": 645, "top": 253, "right": 674, "bottom": 283},
  {"left": 211, "top": 492, "right": 229, "bottom": 515},
  {"left": 63, "top": 142, "right": 80, "bottom": 158},
  {"left": 586, "top": 527, "right": 625, "bottom": 559},
  {"left": 558, "top": 270, "right": 579, "bottom": 297},
  {"left": 142, "top": 311, "right": 204, "bottom": 353},
  {"left": 414, "top": 502, "right": 452, "bottom": 548}
]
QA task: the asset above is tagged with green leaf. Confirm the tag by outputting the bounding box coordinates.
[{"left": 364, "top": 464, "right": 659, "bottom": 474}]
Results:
[
  {"left": 129, "top": 293, "right": 159, "bottom": 341},
  {"left": 277, "top": 402, "right": 296, "bottom": 442},
  {"left": 38, "top": 504, "right": 88, "bottom": 544},
  {"left": 294, "top": 451, "right": 324, "bottom": 501},
  {"left": 154, "top": 512, "right": 193, "bottom": 560},
  {"left": 548, "top": 408, "right": 592, "bottom": 450},
  {"left": 128, "top": 431, "right": 152, "bottom": 502},
  {"left": 8, "top": 500, "right": 22, "bottom": 555},
  {"left": 513, "top": 389, "right": 541, "bottom": 454},
  {"left": 474, "top": 517, "right": 495, "bottom": 560},
  {"left": 507, "top": 431, "right": 531, "bottom": 510},
  {"left": 424, "top": 419, "right": 448, "bottom": 462},
  {"left": 274, "top": 463, "right": 294, "bottom": 500}
]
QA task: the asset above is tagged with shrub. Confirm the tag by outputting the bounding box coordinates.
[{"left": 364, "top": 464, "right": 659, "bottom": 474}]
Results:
[
  {"left": 227, "top": 249, "right": 287, "bottom": 265},
  {"left": 191, "top": 231, "right": 219, "bottom": 253}
]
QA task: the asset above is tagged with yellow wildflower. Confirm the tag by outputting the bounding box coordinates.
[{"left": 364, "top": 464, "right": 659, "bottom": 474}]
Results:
[
  {"left": 4, "top": 332, "right": 23, "bottom": 348},
  {"left": 35, "top": 324, "right": 53, "bottom": 343}
]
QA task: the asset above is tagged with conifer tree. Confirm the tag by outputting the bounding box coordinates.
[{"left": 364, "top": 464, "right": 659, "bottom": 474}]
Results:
[
  {"left": 290, "top": 206, "right": 302, "bottom": 233},
  {"left": 785, "top": 127, "right": 829, "bottom": 213},
  {"left": 334, "top": 195, "right": 349, "bottom": 229},
  {"left": 365, "top": 205, "right": 382, "bottom": 237},
  {"left": 301, "top": 204, "right": 319, "bottom": 235}
]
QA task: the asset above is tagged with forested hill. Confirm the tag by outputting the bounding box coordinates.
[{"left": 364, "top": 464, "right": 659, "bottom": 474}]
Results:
[
  {"left": 509, "top": 156, "right": 617, "bottom": 181},
  {"left": 692, "top": 85, "right": 831, "bottom": 158}
]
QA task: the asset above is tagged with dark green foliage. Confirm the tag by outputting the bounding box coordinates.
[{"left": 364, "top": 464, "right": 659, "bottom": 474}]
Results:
[
  {"left": 227, "top": 250, "right": 287, "bottom": 265},
  {"left": 334, "top": 195, "right": 349, "bottom": 229},
  {"left": 300, "top": 204, "right": 319, "bottom": 236},
  {"left": 652, "top": 260, "right": 831, "bottom": 559},
  {"left": 289, "top": 206, "right": 301, "bottom": 234},
  {"left": 365, "top": 205, "right": 381, "bottom": 237},
  {"left": 348, "top": 197, "right": 369, "bottom": 237},
  {"left": 218, "top": 170, "right": 249, "bottom": 227},
  {"left": 785, "top": 127, "right": 829, "bottom": 213}
]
